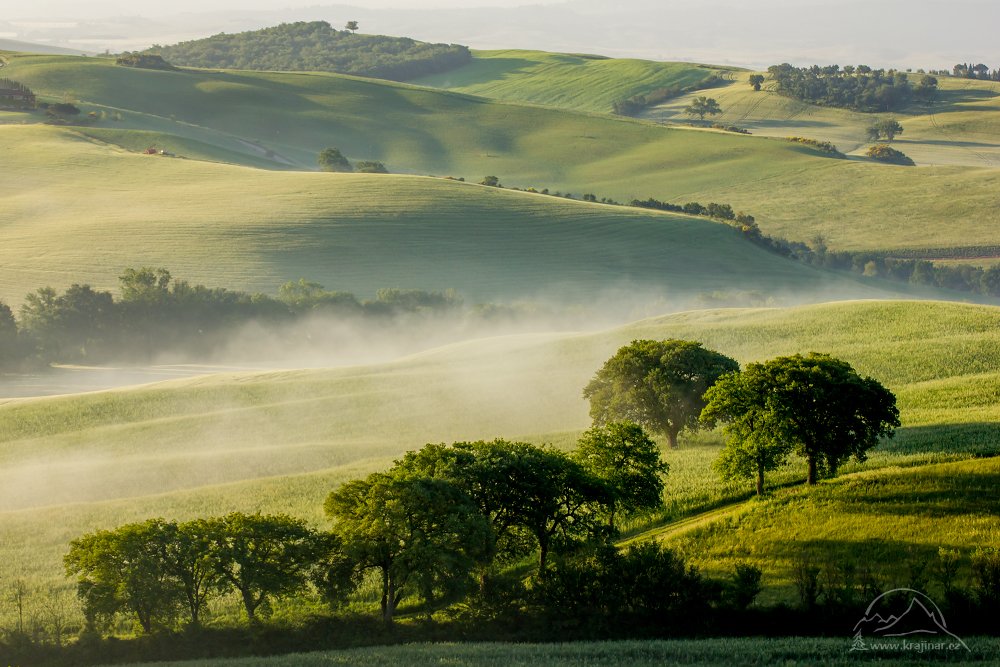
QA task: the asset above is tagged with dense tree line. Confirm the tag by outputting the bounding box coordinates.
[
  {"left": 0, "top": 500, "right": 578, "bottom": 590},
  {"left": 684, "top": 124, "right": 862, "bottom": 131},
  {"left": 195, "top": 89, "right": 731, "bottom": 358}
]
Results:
[
  {"left": 114, "top": 54, "right": 178, "bottom": 71},
  {"left": 145, "top": 21, "right": 471, "bottom": 81},
  {"left": 0, "top": 269, "right": 466, "bottom": 370},
  {"left": 65, "top": 428, "right": 675, "bottom": 633},
  {"left": 953, "top": 63, "right": 1000, "bottom": 81},
  {"left": 767, "top": 63, "right": 937, "bottom": 111}
]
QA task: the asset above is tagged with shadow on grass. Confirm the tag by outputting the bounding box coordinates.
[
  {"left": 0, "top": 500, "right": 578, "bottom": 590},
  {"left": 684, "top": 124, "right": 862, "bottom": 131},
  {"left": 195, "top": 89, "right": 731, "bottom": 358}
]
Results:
[{"left": 879, "top": 422, "right": 1000, "bottom": 457}]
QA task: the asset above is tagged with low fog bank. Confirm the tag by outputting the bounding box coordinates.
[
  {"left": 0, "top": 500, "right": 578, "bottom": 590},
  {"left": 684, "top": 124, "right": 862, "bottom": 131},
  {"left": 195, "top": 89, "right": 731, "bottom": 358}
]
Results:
[{"left": 0, "top": 278, "right": 903, "bottom": 399}]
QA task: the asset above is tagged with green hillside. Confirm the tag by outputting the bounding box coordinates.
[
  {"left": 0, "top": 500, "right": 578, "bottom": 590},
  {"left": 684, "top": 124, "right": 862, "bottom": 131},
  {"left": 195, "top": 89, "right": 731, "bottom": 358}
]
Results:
[
  {"left": 2, "top": 300, "right": 998, "bottom": 629},
  {"left": 413, "top": 49, "right": 730, "bottom": 114},
  {"left": 0, "top": 124, "right": 873, "bottom": 308},
  {"left": 3, "top": 53, "right": 1000, "bottom": 257}
]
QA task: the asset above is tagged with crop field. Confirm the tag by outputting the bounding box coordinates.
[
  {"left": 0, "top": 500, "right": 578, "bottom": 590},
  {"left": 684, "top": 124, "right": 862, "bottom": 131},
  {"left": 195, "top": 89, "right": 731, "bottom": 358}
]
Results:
[
  {"left": 412, "top": 49, "right": 732, "bottom": 114},
  {"left": 2, "top": 55, "right": 1000, "bottom": 256},
  {"left": 106, "top": 637, "right": 1000, "bottom": 667},
  {"left": 2, "top": 299, "right": 999, "bottom": 630}
]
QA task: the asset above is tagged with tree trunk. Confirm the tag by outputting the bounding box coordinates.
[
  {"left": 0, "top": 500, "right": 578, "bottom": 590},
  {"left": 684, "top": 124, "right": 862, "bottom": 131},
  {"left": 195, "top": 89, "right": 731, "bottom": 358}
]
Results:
[
  {"left": 756, "top": 462, "right": 765, "bottom": 496},
  {"left": 383, "top": 578, "right": 397, "bottom": 625},
  {"left": 380, "top": 567, "right": 390, "bottom": 623},
  {"left": 667, "top": 427, "right": 679, "bottom": 450},
  {"left": 538, "top": 538, "right": 549, "bottom": 577},
  {"left": 807, "top": 457, "right": 818, "bottom": 485}
]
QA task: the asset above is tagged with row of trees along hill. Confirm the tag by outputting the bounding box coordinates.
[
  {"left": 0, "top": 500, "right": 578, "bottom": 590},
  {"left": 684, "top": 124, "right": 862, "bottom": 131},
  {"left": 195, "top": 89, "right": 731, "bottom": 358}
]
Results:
[
  {"left": 585, "top": 340, "right": 899, "bottom": 494},
  {"left": 611, "top": 74, "right": 722, "bottom": 117},
  {"left": 317, "top": 147, "right": 387, "bottom": 173},
  {"left": 953, "top": 63, "right": 1000, "bottom": 81},
  {"left": 144, "top": 21, "right": 471, "bottom": 81},
  {"left": 767, "top": 63, "right": 938, "bottom": 111},
  {"left": 61, "top": 338, "right": 900, "bottom": 646},
  {"left": 0, "top": 269, "right": 468, "bottom": 369}
]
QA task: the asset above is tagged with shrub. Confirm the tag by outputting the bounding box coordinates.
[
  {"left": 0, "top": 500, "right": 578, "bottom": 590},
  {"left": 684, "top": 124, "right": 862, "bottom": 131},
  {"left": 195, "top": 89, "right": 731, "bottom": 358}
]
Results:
[{"left": 866, "top": 144, "right": 915, "bottom": 165}]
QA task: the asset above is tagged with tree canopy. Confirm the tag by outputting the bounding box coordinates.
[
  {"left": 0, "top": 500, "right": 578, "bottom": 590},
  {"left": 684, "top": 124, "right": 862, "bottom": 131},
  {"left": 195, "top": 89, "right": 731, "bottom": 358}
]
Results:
[
  {"left": 584, "top": 339, "right": 739, "bottom": 449},
  {"left": 317, "top": 147, "right": 352, "bottom": 173},
  {"left": 684, "top": 96, "right": 722, "bottom": 120},
  {"left": 767, "top": 63, "right": 923, "bottom": 112},
  {"left": 704, "top": 353, "right": 899, "bottom": 487}
]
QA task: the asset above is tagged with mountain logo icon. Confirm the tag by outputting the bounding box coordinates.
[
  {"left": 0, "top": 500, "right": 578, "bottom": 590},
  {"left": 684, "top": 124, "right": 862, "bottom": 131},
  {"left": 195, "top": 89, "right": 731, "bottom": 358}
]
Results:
[{"left": 852, "top": 588, "right": 969, "bottom": 651}]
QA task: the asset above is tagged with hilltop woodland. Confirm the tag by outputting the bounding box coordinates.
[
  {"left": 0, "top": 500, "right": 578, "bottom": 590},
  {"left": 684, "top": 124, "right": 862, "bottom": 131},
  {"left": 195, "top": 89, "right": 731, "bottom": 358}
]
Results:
[
  {"left": 9, "top": 339, "right": 1000, "bottom": 666},
  {"left": 145, "top": 21, "right": 471, "bottom": 81},
  {"left": 767, "top": 63, "right": 939, "bottom": 111}
]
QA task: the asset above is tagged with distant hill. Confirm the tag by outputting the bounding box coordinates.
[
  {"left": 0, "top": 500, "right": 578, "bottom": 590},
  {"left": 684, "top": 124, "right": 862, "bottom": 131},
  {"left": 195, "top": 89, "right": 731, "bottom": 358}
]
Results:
[
  {"left": 145, "top": 21, "right": 471, "bottom": 81},
  {"left": 0, "top": 38, "right": 83, "bottom": 56}
]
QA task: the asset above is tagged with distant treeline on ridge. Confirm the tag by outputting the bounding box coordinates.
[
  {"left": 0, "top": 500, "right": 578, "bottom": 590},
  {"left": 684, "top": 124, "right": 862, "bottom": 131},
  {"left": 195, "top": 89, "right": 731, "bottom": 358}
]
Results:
[{"left": 143, "top": 21, "right": 471, "bottom": 81}]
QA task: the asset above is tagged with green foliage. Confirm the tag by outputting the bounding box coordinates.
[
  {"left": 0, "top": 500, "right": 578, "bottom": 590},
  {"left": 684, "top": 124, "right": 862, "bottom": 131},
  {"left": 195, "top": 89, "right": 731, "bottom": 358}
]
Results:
[
  {"left": 768, "top": 63, "right": 917, "bottom": 111},
  {"left": 866, "top": 144, "right": 915, "bottom": 165},
  {"left": 324, "top": 471, "right": 493, "bottom": 623},
  {"left": 354, "top": 160, "right": 388, "bottom": 174},
  {"left": 317, "top": 147, "right": 352, "bottom": 173},
  {"left": 867, "top": 118, "right": 904, "bottom": 142},
  {"left": 207, "top": 513, "right": 321, "bottom": 624},
  {"left": 748, "top": 74, "right": 765, "bottom": 91},
  {"left": 727, "top": 562, "right": 763, "bottom": 610},
  {"left": 702, "top": 368, "right": 795, "bottom": 496},
  {"left": 584, "top": 339, "right": 739, "bottom": 449},
  {"left": 684, "top": 96, "right": 722, "bottom": 120},
  {"left": 785, "top": 137, "right": 843, "bottom": 156},
  {"left": 64, "top": 519, "right": 181, "bottom": 634},
  {"left": 574, "top": 422, "right": 669, "bottom": 529},
  {"left": 479, "top": 175, "right": 501, "bottom": 187},
  {"left": 710, "top": 353, "right": 900, "bottom": 485},
  {"left": 147, "top": 21, "right": 471, "bottom": 81}
]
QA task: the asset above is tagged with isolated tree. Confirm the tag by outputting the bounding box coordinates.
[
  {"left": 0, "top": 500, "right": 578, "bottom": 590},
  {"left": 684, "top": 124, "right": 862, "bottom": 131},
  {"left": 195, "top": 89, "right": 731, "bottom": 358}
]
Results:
[
  {"left": 916, "top": 74, "right": 939, "bottom": 102},
  {"left": 479, "top": 175, "right": 501, "bottom": 187},
  {"left": 0, "top": 301, "right": 19, "bottom": 369},
  {"left": 748, "top": 74, "right": 765, "bottom": 91},
  {"left": 345, "top": 20, "right": 359, "bottom": 34},
  {"left": 574, "top": 422, "right": 669, "bottom": 529},
  {"left": 716, "top": 353, "right": 899, "bottom": 485},
  {"left": 584, "top": 339, "right": 740, "bottom": 449},
  {"left": 684, "top": 96, "right": 722, "bottom": 121},
  {"left": 207, "top": 513, "right": 320, "bottom": 624},
  {"left": 326, "top": 471, "right": 493, "bottom": 624},
  {"left": 701, "top": 367, "right": 795, "bottom": 495},
  {"left": 867, "top": 118, "right": 904, "bottom": 142},
  {"left": 317, "top": 147, "right": 353, "bottom": 172},
  {"left": 65, "top": 520, "right": 180, "bottom": 634}
]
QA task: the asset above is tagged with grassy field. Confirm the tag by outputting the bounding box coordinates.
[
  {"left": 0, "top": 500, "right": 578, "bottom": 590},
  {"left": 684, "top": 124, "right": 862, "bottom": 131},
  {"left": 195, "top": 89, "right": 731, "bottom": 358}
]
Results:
[
  {"left": 0, "top": 123, "right": 888, "bottom": 307},
  {"left": 2, "top": 300, "right": 999, "bottom": 629},
  {"left": 106, "top": 638, "right": 1000, "bottom": 667},
  {"left": 412, "top": 49, "right": 732, "bottom": 114},
  {"left": 646, "top": 73, "right": 1000, "bottom": 168},
  {"left": 2, "top": 54, "right": 1000, "bottom": 256}
]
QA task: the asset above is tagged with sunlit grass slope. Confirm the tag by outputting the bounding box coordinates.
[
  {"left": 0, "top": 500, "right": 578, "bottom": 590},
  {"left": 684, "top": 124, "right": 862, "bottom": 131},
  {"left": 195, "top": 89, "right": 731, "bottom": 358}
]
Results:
[
  {"left": 412, "top": 49, "right": 731, "bottom": 113},
  {"left": 662, "top": 457, "right": 1000, "bottom": 605},
  {"left": 0, "top": 124, "right": 866, "bottom": 307},
  {"left": 3, "top": 55, "right": 1000, "bottom": 254},
  {"left": 2, "top": 300, "right": 999, "bottom": 617},
  {"left": 647, "top": 73, "right": 1000, "bottom": 168}
]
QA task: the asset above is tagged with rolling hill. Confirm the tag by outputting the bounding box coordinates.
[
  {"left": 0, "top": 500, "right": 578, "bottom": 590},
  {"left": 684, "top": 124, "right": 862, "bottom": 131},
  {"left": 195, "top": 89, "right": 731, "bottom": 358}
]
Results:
[
  {"left": 3, "top": 53, "right": 1000, "bottom": 259},
  {"left": 0, "top": 123, "right": 887, "bottom": 308},
  {"left": 412, "top": 49, "right": 732, "bottom": 114}
]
